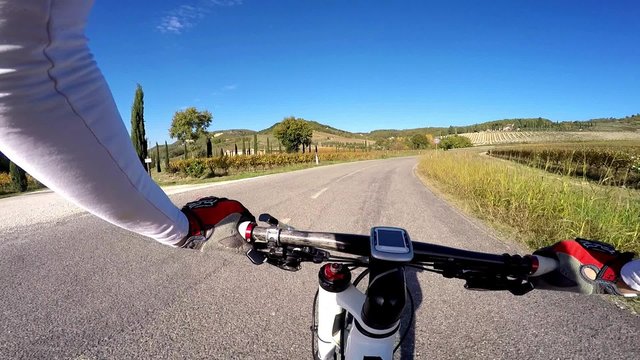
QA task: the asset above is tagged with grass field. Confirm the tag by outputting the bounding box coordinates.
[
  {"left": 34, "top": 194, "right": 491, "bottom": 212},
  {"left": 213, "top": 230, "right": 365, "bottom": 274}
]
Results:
[
  {"left": 488, "top": 141, "right": 640, "bottom": 189},
  {"left": 417, "top": 146, "right": 640, "bottom": 255}
]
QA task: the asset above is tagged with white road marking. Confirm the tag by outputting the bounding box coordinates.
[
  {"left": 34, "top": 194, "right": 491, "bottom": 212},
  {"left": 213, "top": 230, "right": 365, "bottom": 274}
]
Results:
[
  {"left": 311, "top": 187, "right": 328, "bottom": 199},
  {"left": 335, "top": 165, "right": 377, "bottom": 182},
  {"left": 163, "top": 176, "right": 267, "bottom": 195}
]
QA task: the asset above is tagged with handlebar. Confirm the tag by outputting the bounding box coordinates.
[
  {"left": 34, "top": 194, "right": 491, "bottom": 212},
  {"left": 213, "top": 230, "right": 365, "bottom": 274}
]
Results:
[{"left": 239, "top": 222, "right": 557, "bottom": 279}]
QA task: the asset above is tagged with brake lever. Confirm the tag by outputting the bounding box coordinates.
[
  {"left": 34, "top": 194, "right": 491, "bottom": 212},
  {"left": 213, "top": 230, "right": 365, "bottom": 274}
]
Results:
[
  {"left": 246, "top": 243, "right": 329, "bottom": 272},
  {"left": 246, "top": 248, "right": 267, "bottom": 265},
  {"left": 463, "top": 272, "right": 534, "bottom": 295},
  {"left": 258, "top": 213, "right": 279, "bottom": 226},
  {"left": 245, "top": 246, "right": 300, "bottom": 270},
  {"left": 258, "top": 213, "right": 295, "bottom": 231},
  {"left": 268, "top": 257, "right": 302, "bottom": 272}
]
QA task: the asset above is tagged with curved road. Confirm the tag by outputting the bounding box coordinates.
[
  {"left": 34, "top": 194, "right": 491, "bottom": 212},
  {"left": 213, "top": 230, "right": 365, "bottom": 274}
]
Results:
[{"left": 0, "top": 156, "right": 638, "bottom": 359}]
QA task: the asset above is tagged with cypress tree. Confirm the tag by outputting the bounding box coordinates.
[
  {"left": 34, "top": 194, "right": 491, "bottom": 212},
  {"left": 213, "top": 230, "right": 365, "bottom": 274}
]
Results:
[
  {"left": 164, "top": 141, "right": 170, "bottom": 169},
  {"left": 220, "top": 148, "right": 224, "bottom": 157},
  {"left": 234, "top": 144, "right": 238, "bottom": 155},
  {"left": 183, "top": 142, "right": 188, "bottom": 159},
  {"left": 278, "top": 143, "right": 282, "bottom": 153},
  {"left": 130, "top": 84, "right": 147, "bottom": 165},
  {"left": 266, "top": 138, "right": 270, "bottom": 154},
  {"left": 253, "top": 134, "right": 258, "bottom": 155},
  {"left": 206, "top": 138, "right": 212, "bottom": 158},
  {"left": 0, "top": 150, "right": 9, "bottom": 173},
  {"left": 242, "top": 138, "right": 246, "bottom": 155},
  {"left": 155, "top": 142, "right": 161, "bottom": 172},
  {"left": 9, "top": 161, "right": 28, "bottom": 192}
]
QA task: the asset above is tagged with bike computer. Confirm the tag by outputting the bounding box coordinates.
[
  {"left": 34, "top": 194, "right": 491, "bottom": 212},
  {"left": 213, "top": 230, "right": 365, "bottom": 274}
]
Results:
[{"left": 370, "top": 227, "right": 414, "bottom": 262}]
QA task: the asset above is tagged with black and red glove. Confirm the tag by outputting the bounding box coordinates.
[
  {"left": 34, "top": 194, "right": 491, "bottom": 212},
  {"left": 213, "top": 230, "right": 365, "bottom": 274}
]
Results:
[
  {"left": 177, "top": 196, "right": 255, "bottom": 250},
  {"left": 532, "top": 238, "right": 637, "bottom": 296}
]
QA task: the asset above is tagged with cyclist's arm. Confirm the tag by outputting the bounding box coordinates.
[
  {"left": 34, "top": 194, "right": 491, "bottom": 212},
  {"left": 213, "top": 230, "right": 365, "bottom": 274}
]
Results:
[{"left": 0, "top": 0, "right": 188, "bottom": 245}]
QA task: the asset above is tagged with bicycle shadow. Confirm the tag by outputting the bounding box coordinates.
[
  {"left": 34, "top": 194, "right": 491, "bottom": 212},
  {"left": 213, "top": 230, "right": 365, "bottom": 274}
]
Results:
[{"left": 399, "top": 266, "right": 423, "bottom": 359}]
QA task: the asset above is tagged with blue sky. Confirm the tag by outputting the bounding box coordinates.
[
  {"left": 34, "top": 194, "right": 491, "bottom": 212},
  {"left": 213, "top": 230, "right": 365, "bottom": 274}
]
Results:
[{"left": 87, "top": 0, "right": 640, "bottom": 145}]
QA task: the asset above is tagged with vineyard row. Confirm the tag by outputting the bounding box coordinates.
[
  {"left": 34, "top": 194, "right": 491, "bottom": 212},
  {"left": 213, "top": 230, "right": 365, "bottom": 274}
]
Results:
[{"left": 488, "top": 146, "right": 640, "bottom": 188}]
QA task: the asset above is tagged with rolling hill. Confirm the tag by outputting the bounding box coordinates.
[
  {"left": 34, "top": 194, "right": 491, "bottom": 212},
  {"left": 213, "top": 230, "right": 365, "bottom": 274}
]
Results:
[{"left": 150, "top": 114, "right": 639, "bottom": 157}]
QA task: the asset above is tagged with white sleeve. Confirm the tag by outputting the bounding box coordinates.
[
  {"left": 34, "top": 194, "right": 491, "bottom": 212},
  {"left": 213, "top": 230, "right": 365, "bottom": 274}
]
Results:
[{"left": 0, "top": 0, "right": 188, "bottom": 246}]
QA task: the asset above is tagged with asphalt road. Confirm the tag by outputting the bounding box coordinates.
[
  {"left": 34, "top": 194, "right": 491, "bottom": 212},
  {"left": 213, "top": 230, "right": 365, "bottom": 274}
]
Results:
[{"left": 1, "top": 156, "right": 638, "bottom": 359}]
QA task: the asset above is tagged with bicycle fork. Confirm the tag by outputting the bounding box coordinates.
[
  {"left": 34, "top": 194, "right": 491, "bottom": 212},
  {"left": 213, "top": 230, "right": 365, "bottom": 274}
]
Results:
[{"left": 316, "top": 263, "right": 401, "bottom": 360}]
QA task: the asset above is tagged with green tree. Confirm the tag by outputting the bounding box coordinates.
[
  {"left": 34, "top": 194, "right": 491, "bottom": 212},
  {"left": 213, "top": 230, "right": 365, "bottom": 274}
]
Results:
[
  {"left": 266, "top": 138, "right": 271, "bottom": 154},
  {"left": 206, "top": 138, "right": 212, "bottom": 158},
  {"left": 273, "top": 117, "right": 313, "bottom": 153},
  {"left": 164, "top": 141, "right": 170, "bottom": 170},
  {"left": 130, "top": 84, "right": 148, "bottom": 165},
  {"left": 169, "top": 107, "right": 212, "bottom": 142},
  {"left": 155, "top": 142, "right": 161, "bottom": 172},
  {"left": 9, "top": 161, "right": 28, "bottom": 192},
  {"left": 253, "top": 134, "right": 258, "bottom": 155},
  {"left": 409, "top": 134, "right": 429, "bottom": 149},
  {"left": 440, "top": 135, "right": 473, "bottom": 150}
]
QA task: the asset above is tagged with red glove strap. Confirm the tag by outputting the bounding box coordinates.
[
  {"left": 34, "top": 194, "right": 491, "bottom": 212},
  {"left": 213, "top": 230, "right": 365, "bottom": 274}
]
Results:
[
  {"left": 183, "top": 199, "right": 249, "bottom": 236},
  {"left": 552, "top": 240, "right": 619, "bottom": 282}
]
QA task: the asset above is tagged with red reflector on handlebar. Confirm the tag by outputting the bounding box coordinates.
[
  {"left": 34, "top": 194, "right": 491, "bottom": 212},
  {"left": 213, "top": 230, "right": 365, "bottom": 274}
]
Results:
[
  {"left": 529, "top": 255, "right": 538, "bottom": 275},
  {"left": 245, "top": 222, "right": 255, "bottom": 242}
]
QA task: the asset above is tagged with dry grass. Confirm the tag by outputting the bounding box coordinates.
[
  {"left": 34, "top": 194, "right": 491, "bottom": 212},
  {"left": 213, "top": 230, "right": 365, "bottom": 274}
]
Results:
[{"left": 417, "top": 149, "right": 640, "bottom": 254}]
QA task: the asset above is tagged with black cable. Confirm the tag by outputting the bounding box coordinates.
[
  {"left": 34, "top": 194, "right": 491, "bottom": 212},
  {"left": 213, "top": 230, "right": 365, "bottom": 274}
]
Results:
[
  {"left": 352, "top": 268, "right": 370, "bottom": 287},
  {"left": 311, "top": 289, "right": 318, "bottom": 359},
  {"left": 336, "top": 269, "right": 370, "bottom": 360},
  {"left": 325, "top": 259, "right": 358, "bottom": 264},
  {"left": 327, "top": 255, "right": 359, "bottom": 261},
  {"left": 407, "top": 264, "right": 444, "bottom": 275},
  {"left": 327, "top": 258, "right": 367, "bottom": 267},
  {"left": 312, "top": 288, "right": 337, "bottom": 360}
]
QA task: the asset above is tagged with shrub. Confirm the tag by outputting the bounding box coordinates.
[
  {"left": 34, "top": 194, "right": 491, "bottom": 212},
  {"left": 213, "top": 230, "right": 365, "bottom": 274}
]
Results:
[
  {"left": 165, "top": 150, "right": 415, "bottom": 178},
  {"left": 440, "top": 135, "right": 473, "bottom": 150},
  {"left": 185, "top": 159, "right": 206, "bottom": 178},
  {"left": 0, "top": 172, "right": 11, "bottom": 188},
  {"left": 9, "top": 161, "right": 28, "bottom": 192},
  {"left": 166, "top": 159, "right": 188, "bottom": 174},
  {"left": 217, "top": 155, "right": 231, "bottom": 174}
]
